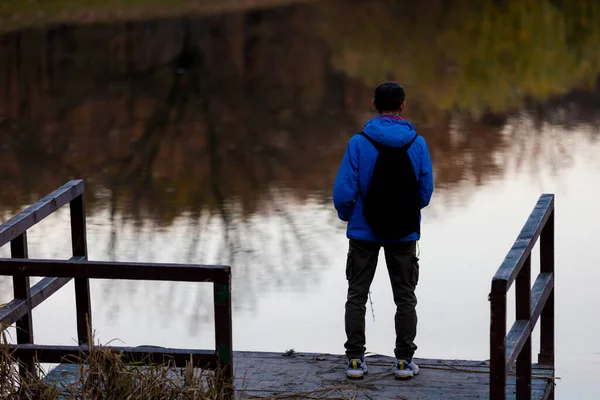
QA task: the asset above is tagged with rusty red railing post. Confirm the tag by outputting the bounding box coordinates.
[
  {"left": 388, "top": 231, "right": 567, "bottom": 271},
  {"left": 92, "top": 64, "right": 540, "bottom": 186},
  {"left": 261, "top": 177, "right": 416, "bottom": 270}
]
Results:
[
  {"left": 213, "top": 269, "right": 233, "bottom": 397},
  {"left": 516, "top": 255, "right": 532, "bottom": 400},
  {"left": 490, "top": 280, "right": 507, "bottom": 400},
  {"left": 539, "top": 208, "right": 555, "bottom": 398},
  {"left": 70, "top": 191, "right": 92, "bottom": 345},
  {"left": 10, "top": 231, "right": 35, "bottom": 377}
]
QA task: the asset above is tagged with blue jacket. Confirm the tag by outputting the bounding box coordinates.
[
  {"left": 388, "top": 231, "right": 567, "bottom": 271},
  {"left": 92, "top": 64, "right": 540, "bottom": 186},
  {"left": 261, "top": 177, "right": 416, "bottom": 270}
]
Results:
[{"left": 333, "top": 115, "right": 434, "bottom": 242}]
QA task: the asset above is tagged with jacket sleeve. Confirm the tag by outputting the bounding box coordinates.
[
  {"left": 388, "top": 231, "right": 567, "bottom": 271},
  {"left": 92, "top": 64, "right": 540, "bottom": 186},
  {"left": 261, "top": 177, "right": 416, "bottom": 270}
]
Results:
[
  {"left": 333, "top": 138, "right": 360, "bottom": 221},
  {"left": 418, "top": 138, "right": 434, "bottom": 209}
]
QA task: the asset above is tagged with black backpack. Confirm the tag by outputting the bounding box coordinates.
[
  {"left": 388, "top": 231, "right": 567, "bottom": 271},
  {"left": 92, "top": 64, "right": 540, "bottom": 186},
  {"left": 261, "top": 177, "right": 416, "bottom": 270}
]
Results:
[{"left": 359, "top": 132, "right": 420, "bottom": 240}]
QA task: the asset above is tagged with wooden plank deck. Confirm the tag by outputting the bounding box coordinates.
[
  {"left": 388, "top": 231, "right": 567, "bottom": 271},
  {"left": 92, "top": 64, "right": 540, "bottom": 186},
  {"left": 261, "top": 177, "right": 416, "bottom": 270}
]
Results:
[{"left": 44, "top": 351, "right": 554, "bottom": 399}]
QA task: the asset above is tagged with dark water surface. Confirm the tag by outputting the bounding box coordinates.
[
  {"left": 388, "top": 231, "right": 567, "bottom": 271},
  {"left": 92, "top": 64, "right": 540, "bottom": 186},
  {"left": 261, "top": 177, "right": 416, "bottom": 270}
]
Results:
[{"left": 1, "top": 1, "right": 600, "bottom": 398}]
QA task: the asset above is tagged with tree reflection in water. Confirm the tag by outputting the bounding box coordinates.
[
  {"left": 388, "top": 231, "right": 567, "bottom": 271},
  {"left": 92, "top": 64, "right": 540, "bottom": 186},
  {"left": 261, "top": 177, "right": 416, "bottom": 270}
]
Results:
[{"left": 0, "top": 0, "right": 599, "bottom": 334}]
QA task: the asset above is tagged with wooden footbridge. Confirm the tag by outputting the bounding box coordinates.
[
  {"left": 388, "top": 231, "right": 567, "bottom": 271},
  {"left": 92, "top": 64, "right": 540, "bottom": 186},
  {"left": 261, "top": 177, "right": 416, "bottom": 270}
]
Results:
[{"left": 0, "top": 180, "right": 555, "bottom": 399}]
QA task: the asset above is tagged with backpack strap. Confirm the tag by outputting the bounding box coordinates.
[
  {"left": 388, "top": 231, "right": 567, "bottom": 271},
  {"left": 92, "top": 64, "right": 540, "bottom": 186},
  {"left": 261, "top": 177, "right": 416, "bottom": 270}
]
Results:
[
  {"left": 359, "top": 132, "right": 383, "bottom": 151},
  {"left": 359, "top": 131, "right": 419, "bottom": 151},
  {"left": 400, "top": 134, "right": 419, "bottom": 151}
]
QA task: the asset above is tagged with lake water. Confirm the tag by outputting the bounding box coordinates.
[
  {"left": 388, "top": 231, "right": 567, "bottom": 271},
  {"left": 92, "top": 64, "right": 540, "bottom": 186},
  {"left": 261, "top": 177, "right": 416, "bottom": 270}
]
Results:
[{"left": 1, "top": 0, "right": 600, "bottom": 398}]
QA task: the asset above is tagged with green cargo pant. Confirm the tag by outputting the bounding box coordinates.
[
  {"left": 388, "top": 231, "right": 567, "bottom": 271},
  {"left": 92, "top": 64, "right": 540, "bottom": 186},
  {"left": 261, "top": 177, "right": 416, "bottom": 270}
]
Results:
[{"left": 344, "top": 239, "right": 419, "bottom": 362}]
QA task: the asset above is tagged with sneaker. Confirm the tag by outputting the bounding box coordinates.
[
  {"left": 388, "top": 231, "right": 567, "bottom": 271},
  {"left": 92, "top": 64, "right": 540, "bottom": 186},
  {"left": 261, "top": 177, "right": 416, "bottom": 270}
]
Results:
[
  {"left": 395, "top": 359, "right": 419, "bottom": 379},
  {"left": 346, "top": 359, "right": 368, "bottom": 379}
]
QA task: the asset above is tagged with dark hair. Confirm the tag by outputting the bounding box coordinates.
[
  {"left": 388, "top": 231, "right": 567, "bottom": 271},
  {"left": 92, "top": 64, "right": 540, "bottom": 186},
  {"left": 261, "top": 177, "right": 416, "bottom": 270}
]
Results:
[{"left": 374, "top": 82, "right": 406, "bottom": 112}]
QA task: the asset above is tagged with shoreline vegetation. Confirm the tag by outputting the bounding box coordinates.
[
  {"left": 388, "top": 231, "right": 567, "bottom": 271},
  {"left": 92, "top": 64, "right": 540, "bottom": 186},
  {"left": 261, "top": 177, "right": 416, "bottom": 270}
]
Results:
[
  {"left": 0, "top": 0, "right": 317, "bottom": 33},
  {"left": 0, "top": 330, "right": 234, "bottom": 399}
]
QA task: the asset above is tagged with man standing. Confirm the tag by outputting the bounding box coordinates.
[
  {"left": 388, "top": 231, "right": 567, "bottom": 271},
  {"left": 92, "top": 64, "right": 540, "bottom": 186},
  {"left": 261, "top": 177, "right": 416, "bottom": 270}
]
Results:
[{"left": 333, "top": 82, "right": 434, "bottom": 380}]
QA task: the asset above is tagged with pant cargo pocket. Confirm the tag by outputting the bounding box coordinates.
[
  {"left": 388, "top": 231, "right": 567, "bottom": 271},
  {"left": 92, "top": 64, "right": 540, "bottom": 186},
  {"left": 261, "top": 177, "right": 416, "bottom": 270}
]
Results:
[{"left": 412, "top": 256, "right": 420, "bottom": 286}]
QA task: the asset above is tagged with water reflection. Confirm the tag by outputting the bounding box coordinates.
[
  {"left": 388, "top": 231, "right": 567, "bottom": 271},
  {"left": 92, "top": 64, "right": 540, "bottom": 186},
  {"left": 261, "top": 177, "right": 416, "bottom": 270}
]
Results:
[
  {"left": 1, "top": 0, "right": 599, "bottom": 325},
  {"left": 0, "top": 3, "right": 600, "bottom": 395},
  {"left": 319, "top": 0, "right": 600, "bottom": 115},
  {"left": 1, "top": 3, "right": 599, "bottom": 217}
]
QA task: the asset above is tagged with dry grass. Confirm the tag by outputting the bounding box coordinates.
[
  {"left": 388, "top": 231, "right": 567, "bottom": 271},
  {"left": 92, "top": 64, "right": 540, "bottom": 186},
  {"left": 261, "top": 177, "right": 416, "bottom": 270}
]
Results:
[{"left": 0, "top": 330, "right": 233, "bottom": 399}]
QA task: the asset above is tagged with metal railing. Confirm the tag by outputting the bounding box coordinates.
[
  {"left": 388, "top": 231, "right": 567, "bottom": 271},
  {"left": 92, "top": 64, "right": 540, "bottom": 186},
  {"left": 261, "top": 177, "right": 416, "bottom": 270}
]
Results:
[
  {"left": 489, "top": 194, "right": 555, "bottom": 400},
  {"left": 0, "top": 180, "right": 233, "bottom": 391}
]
